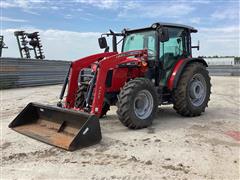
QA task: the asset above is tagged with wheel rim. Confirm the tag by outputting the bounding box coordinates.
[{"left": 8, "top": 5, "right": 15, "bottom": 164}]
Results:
[
  {"left": 134, "top": 90, "right": 154, "bottom": 120},
  {"left": 189, "top": 73, "right": 207, "bottom": 107}
]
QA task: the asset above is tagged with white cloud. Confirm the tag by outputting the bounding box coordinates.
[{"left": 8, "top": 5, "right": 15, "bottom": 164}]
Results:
[
  {"left": 0, "top": 0, "right": 45, "bottom": 9},
  {"left": 0, "top": 1, "right": 16, "bottom": 8},
  {"left": 0, "top": 1, "right": 199, "bottom": 22},
  {"left": 50, "top": 6, "right": 60, "bottom": 10},
  {"left": 1, "top": 28, "right": 103, "bottom": 60},
  {"left": 211, "top": 7, "right": 239, "bottom": 20},
  {"left": 187, "top": 0, "right": 210, "bottom": 4},
  {"left": 75, "top": 8, "right": 83, "bottom": 12},
  {"left": 118, "top": 4, "right": 195, "bottom": 18},
  {"left": 176, "top": 0, "right": 211, "bottom": 4},
  {"left": 200, "top": 26, "right": 240, "bottom": 33},
  {"left": 22, "top": 9, "right": 40, "bottom": 15},
  {"left": 64, "top": 14, "right": 74, "bottom": 19},
  {"left": 121, "top": 1, "right": 141, "bottom": 10},
  {"left": 0, "top": 16, "right": 28, "bottom": 22},
  {"left": 190, "top": 17, "right": 201, "bottom": 24},
  {"left": 0, "top": 0, "right": 55, "bottom": 14},
  {"left": 75, "top": 0, "right": 119, "bottom": 9},
  {"left": 192, "top": 26, "right": 240, "bottom": 56},
  {"left": 1, "top": 25, "right": 239, "bottom": 61}
]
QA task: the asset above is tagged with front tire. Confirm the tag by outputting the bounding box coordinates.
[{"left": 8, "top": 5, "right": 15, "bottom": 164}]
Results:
[
  {"left": 173, "top": 62, "right": 211, "bottom": 116},
  {"left": 75, "top": 85, "right": 110, "bottom": 118},
  {"left": 117, "top": 78, "right": 158, "bottom": 129},
  {"left": 75, "top": 84, "right": 87, "bottom": 108}
]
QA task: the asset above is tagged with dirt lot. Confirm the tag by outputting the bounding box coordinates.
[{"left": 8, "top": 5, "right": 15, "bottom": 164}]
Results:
[{"left": 1, "top": 76, "right": 239, "bottom": 180}]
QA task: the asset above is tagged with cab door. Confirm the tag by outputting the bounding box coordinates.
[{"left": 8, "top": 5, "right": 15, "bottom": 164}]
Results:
[{"left": 159, "top": 27, "right": 190, "bottom": 86}]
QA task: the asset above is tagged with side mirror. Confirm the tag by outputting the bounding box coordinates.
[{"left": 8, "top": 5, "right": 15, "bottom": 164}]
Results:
[
  {"left": 98, "top": 37, "right": 108, "bottom": 49},
  {"left": 158, "top": 27, "right": 169, "bottom": 42}
]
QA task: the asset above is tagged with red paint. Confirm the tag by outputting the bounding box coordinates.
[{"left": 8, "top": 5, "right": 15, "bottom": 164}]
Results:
[
  {"left": 65, "top": 52, "right": 117, "bottom": 108},
  {"left": 225, "top": 131, "right": 240, "bottom": 141},
  {"left": 65, "top": 49, "right": 148, "bottom": 117},
  {"left": 91, "top": 50, "right": 147, "bottom": 116},
  {"left": 106, "top": 68, "right": 128, "bottom": 92},
  {"left": 167, "top": 58, "right": 186, "bottom": 90}
]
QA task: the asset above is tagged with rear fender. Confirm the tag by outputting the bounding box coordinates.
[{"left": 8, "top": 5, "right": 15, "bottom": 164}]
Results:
[{"left": 167, "top": 58, "right": 208, "bottom": 91}]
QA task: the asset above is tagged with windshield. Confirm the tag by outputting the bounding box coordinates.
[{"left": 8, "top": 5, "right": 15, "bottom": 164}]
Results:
[{"left": 123, "top": 30, "right": 156, "bottom": 58}]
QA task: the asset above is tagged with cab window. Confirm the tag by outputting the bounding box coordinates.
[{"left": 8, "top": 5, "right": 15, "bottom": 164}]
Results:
[
  {"left": 123, "top": 30, "right": 156, "bottom": 59},
  {"left": 160, "top": 27, "right": 188, "bottom": 69}
]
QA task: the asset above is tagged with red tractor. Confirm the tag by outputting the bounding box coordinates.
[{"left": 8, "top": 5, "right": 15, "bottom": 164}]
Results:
[{"left": 9, "top": 23, "right": 211, "bottom": 151}]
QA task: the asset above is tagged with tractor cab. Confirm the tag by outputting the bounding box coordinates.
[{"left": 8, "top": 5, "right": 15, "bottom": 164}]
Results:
[{"left": 99, "top": 22, "right": 199, "bottom": 86}]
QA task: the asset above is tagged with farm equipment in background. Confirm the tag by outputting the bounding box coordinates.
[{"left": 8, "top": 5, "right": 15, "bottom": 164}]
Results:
[
  {"left": 27, "top": 32, "right": 45, "bottom": 59},
  {"left": 14, "top": 31, "right": 45, "bottom": 59},
  {"left": 0, "top": 35, "right": 8, "bottom": 57},
  {"left": 9, "top": 22, "right": 211, "bottom": 151}
]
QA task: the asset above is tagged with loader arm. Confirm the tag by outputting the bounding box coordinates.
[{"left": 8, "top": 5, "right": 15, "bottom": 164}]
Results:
[
  {"left": 91, "top": 50, "right": 148, "bottom": 116},
  {"left": 66, "top": 52, "right": 117, "bottom": 108}
]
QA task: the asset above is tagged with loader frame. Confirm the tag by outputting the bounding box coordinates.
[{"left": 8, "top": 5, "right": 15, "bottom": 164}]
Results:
[{"left": 61, "top": 50, "right": 148, "bottom": 117}]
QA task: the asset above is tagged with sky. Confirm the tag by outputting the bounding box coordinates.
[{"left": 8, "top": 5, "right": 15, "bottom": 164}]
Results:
[{"left": 0, "top": 0, "right": 239, "bottom": 60}]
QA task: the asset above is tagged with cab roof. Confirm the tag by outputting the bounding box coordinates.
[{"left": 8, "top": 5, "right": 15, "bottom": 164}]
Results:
[
  {"left": 157, "top": 22, "right": 198, "bottom": 32},
  {"left": 124, "top": 22, "right": 198, "bottom": 33}
]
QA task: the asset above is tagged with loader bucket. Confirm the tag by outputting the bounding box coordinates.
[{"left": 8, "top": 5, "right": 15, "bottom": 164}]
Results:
[{"left": 9, "top": 103, "right": 102, "bottom": 151}]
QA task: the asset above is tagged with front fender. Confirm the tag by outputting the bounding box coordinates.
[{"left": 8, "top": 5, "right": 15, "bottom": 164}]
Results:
[{"left": 167, "top": 58, "right": 208, "bottom": 91}]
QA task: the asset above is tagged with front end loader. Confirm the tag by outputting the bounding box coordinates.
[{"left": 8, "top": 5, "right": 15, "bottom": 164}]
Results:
[{"left": 9, "top": 22, "right": 211, "bottom": 151}]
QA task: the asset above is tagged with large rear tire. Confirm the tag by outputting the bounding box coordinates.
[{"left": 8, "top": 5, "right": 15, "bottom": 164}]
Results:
[
  {"left": 173, "top": 62, "right": 211, "bottom": 117},
  {"left": 117, "top": 78, "right": 158, "bottom": 129}
]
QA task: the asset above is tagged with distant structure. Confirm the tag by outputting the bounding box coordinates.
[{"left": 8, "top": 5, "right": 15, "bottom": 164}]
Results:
[
  {"left": 234, "top": 57, "right": 240, "bottom": 65},
  {"left": 204, "top": 57, "right": 235, "bottom": 65},
  {"left": 14, "top": 31, "right": 45, "bottom": 59},
  {"left": 0, "top": 35, "right": 8, "bottom": 57}
]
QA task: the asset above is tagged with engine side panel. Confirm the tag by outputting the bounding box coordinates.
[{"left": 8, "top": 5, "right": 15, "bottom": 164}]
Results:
[{"left": 106, "top": 67, "right": 145, "bottom": 92}]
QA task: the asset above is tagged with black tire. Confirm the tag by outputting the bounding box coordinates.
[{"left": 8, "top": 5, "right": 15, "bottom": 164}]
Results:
[
  {"left": 75, "top": 85, "right": 110, "bottom": 118},
  {"left": 117, "top": 78, "right": 158, "bottom": 129},
  {"left": 173, "top": 62, "right": 211, "bottom": 117},
  {"left": 74, "top": 84, "right": 87, "bottom": 108}
]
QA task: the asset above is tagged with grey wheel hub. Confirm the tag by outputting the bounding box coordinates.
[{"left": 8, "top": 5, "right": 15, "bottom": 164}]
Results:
[
  {"left": 134, "top": 90, "right": 154, "bottom": 119},
  {"left": 189, "top": 73, "right": 207, "bottom": 107}
]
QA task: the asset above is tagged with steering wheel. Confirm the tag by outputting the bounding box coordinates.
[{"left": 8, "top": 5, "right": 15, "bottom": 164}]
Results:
[
  {"left": 147, "top": 49, "right": 156, "bottom": 61},
  {"left": 147, "top": 49, "right": 155, "bottom": 56}
]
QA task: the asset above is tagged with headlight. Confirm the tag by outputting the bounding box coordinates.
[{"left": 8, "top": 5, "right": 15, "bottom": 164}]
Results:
[{"left": 151, "top": 23, "right": 158, "bottom": 29}]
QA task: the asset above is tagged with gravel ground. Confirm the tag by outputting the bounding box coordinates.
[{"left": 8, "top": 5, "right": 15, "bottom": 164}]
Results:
[{"left": 1, "top": 76, "right": 239, "bottom": 180}]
